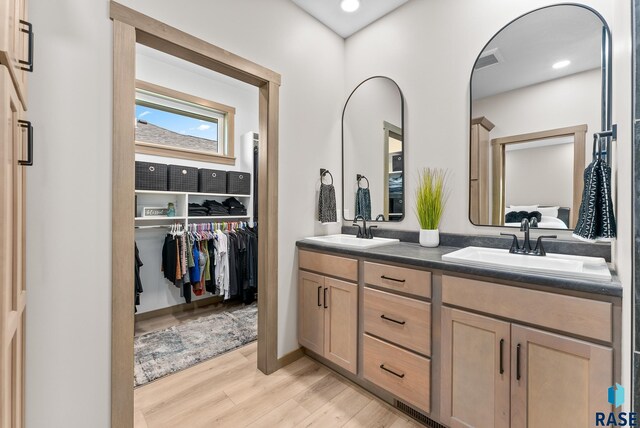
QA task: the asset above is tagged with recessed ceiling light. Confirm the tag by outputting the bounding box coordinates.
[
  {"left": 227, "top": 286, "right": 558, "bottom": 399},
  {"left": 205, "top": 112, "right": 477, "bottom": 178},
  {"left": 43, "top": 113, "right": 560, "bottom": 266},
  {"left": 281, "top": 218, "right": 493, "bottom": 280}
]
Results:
[
  {"left": 340, "top": 0, "right": 360, "bottom": 13},
  {"left": 552, "top": 60, "right": 571, "bottom": 69}
]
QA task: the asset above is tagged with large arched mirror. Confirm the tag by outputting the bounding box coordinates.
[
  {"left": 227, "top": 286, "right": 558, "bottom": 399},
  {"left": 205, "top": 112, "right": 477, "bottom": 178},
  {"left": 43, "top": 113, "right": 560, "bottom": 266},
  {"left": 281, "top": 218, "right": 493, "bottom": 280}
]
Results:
[
  {"left": 342, "top": 76, "right": 405, "bottom": 222},
  {"left": 468, "top": 4, "right": 611, "bottom": 230}
]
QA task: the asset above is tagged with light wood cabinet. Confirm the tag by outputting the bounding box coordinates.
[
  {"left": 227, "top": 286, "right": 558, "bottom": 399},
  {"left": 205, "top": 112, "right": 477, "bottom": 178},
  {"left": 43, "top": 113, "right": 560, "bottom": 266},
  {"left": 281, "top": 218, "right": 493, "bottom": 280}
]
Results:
[
  {"left": 324, "top": 277, "right": 358, "bottom": 373},
  {"left": 364, "top": 287, "right": 431, "bottom": 356},
  {"left": 363, "top": 334, "right": 431, "bottom": 413},
  {"left": 298, "top": 270, "right": 325, "bottom": 355},
  {"left": 0, "top": 0, "right": 29, "bottom": 109},
  {"left": 298, "top": 267, "right": 358, "bottom": 374},
  {"left": 441, "top": 307, "right": 510, "bottom": 428},
  {"left": 441, "top": 307, "right": 613, "bottom": 428},
  {"left": 511, "top": 325, "right": 612, "bottom": 427},
  {"left": 0, "top": 64, "right": 26, "bottom": 428}
]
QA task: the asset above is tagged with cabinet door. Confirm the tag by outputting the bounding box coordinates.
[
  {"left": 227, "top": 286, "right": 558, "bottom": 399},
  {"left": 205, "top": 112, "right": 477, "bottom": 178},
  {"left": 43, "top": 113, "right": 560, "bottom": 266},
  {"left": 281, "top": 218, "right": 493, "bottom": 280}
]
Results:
[
  {"left": 0, "top": 0, "right": 28, "bottom": 108},
  {"left": 441, "top": 307, "right": 510, "bottom": 428},
  {"left": 298, "top": 270, "right": 325, "bottom": 355},
  {"left": 511, "top": 325, "right": 613, "bottom": 427},
  {"left": 0, "top": 64, "right": 25, "bottom": 428},
  {"left": 324, "top": 277, "right": 358, "bottom": 374}
]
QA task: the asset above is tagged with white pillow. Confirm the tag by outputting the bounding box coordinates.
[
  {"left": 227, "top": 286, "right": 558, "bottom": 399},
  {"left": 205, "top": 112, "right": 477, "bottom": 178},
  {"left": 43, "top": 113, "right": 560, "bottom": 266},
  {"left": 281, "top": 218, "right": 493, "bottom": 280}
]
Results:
[
  {"left": 506, "top": 205, "right": 539, "bottom": 213},
  {"left": 537, "top": 206, "right": 560, "bottom": 218}
]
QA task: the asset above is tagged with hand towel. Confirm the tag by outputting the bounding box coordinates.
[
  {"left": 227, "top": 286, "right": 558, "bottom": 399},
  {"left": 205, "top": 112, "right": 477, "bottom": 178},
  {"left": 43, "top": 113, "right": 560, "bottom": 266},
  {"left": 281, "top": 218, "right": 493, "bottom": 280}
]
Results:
[
  {"left": 318, "top": 183, "right": 337, "bottom": 223},
  {"left": 573, "top": 157, "right": 616, "bottom": 242},
  {"left": 355, "top": 187, "right": 371, "bottom": 220}
]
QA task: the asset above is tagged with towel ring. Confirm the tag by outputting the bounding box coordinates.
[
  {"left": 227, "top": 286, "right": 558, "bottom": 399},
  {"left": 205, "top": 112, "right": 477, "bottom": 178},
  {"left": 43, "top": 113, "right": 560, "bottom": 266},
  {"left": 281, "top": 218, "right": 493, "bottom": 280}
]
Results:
[
  {"left": 320, "top": 168, "right": 333, "bottom": 185},
  {"left": 357, "top": 174, "right": 370, "bottom": 189}
]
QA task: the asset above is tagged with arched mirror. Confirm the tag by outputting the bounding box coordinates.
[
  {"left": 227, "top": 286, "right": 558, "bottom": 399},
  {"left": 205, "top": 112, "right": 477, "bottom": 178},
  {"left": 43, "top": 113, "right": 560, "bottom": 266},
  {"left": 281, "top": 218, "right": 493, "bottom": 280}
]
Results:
[
  {"left": 468, "top": 4, "right": 611, "bottom": 230},
  {"left": 342, "top": 76, "right": 404, "bottom": 222}
]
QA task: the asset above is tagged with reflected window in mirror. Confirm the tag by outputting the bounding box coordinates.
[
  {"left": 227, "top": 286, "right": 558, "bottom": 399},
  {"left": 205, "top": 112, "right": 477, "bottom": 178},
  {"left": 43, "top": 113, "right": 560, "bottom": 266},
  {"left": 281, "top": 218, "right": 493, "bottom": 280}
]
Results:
[
  {"left": 468, "top": 4, "right": 611, "bottom": 230},
  {"left": 343, "top": 76, "right": 404, "bottom": 222}
]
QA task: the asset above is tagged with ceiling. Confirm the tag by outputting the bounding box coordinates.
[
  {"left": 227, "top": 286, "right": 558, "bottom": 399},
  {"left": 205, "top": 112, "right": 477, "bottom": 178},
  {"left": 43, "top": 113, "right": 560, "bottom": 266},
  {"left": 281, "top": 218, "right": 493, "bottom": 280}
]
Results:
[
  {"left": 291, "top": 0, "right": 410, "bottom": 38},
  {"left": 472, "top": 5, "right": 604, "bottom": 100}
]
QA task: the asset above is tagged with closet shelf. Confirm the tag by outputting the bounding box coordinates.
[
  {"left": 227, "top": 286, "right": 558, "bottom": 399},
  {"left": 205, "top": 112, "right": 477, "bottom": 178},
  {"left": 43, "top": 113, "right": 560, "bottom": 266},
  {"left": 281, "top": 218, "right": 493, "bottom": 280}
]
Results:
[
  {"left": 389, "top": 170, "right": 403, "bottom": 174},
  {"left": 135, "top": 190, "right": 250, "bottom": 198},
  {"left": 188, "top": 215, "right": 250, "bottom": 220},
  {"left": 135, "top": 216, "right": 187, "bottom": 221}
]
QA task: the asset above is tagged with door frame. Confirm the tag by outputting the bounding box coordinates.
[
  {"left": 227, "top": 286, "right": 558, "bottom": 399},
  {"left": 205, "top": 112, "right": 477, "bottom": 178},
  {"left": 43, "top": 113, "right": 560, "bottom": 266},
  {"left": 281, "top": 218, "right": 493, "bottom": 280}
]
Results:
[
  {"left": 110, "top": 3, "right": 281, "bottom": 427},
  {"left": 490, "top": 124, "right": 587, "bottom": 227}
]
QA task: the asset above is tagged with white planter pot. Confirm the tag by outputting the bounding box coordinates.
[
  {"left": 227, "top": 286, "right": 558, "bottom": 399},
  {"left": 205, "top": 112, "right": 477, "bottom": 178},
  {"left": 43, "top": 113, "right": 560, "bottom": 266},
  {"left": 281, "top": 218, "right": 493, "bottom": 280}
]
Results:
[{"left": 419, "top": 229, "right": 440, "bottom": 247}]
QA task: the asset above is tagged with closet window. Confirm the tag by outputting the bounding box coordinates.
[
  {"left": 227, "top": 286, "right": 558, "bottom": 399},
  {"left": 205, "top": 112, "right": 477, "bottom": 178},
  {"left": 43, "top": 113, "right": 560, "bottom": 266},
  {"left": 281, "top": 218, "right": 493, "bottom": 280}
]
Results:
[{"left": 134, "top": 80, "right": 236, "bottom": 164}]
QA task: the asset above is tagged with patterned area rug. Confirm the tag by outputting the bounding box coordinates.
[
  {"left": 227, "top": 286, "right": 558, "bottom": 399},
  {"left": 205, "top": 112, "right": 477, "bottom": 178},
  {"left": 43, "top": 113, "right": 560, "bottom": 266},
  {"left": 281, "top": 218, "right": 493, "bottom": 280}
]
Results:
[{"left": 134, "top": 303, "right": 257, "bottom": 387}]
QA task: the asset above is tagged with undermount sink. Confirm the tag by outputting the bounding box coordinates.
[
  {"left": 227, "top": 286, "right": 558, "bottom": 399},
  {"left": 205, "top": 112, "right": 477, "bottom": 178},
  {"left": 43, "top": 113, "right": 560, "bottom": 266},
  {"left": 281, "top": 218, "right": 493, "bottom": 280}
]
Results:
[
  {"left": 305, "top": 234, "right": 399, "bottom": 249},
  {"left": 442, "top": 246, "right": 611, "bottom": 281}
]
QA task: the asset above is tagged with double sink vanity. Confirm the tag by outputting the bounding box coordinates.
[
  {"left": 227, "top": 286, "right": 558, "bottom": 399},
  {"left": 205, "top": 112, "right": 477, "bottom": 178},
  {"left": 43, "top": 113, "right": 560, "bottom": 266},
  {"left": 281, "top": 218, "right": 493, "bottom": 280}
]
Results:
[
  {"left": 296, "top": 233, "right": 621, "bottom": 427},
  {"left": 305, "top": 2, "right": 622, "bottom": 426}
]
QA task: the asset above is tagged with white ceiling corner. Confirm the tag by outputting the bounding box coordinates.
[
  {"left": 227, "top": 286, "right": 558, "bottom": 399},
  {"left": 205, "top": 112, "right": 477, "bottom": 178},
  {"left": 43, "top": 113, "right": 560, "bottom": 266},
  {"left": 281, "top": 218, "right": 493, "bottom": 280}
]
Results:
[{"left": 291, "top": 0, "right": 410, "bottom": 38}]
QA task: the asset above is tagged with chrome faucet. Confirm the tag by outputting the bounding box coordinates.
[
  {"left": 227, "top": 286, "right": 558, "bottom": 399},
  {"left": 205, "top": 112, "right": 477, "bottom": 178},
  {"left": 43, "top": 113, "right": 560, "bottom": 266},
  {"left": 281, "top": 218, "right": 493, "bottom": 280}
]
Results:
[
  {"left": 501, "top": 219, "right": 556, "bottom": 256},
  {"left": 353, "top": 215, "right": 377, "bottom": 239}
]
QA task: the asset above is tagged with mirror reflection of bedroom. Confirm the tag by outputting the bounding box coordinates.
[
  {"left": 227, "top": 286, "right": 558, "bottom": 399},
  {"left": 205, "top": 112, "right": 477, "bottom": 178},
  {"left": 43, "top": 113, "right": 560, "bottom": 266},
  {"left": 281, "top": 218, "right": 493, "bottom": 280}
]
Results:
[
  {"left": 468, "top": 5, "right": 605, "bottom": 231},
  {"left": 133, "top": 44, "right": 260, "bottom": 389}
]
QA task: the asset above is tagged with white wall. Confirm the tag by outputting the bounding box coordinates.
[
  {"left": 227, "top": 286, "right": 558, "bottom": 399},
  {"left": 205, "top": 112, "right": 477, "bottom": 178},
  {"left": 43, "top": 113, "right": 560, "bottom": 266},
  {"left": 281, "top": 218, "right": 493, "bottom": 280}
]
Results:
[
  {"left": 134, "top": 50, "right": 259, "bottom": 314},
  {"left": 345, "top": 0, "right": 632, "bottom": 411},
  {"left": 26, "top": 0, "right": 344, "bottom": 427},
  {"left": 504, "top": 142, "right": 574, "bottom": 208}
]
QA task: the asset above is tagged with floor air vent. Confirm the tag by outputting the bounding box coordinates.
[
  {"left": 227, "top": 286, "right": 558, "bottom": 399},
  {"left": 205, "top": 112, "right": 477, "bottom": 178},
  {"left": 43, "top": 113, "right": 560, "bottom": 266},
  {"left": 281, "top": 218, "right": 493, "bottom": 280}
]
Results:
[{"left": 395, "top": 401, "right": 446, "bottom": 428}]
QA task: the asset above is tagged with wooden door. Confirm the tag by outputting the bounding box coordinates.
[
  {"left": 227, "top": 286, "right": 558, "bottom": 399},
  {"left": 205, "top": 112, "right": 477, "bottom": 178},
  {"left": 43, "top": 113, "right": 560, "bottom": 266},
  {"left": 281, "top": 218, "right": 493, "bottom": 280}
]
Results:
[
  {"left": 324, "top": 277, "right": 357, "bottom": 374},
  {"left": 298, "top": 270, "right": 325, "bottom": 355},
  {"left": 441, "top": 307, "right": 510, "bottom": 428},
  {"left": 511, "top": 325, "right": 613, "bottom": 427},
  {"left": 0, "top": 64, "right": 26, "bottom": 428},
  {"left": 0, "top": 0, "right": 28, "bottom": 108}
]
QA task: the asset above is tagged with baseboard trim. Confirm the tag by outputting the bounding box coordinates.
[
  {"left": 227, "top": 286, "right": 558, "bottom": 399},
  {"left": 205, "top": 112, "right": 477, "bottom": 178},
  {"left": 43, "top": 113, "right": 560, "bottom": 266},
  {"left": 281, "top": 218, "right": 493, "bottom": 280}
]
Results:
[
  {"left": 135, "top": 296, "right": 225, "bottom": 322},
  {"left": 275, "top": 347, "right": 305, "bottom": 370}
]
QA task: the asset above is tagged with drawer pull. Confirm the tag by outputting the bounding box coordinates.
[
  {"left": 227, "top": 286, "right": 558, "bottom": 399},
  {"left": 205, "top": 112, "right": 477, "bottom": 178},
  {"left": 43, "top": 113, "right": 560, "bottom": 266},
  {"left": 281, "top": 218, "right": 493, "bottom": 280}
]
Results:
[
  {"left": 380, "top": 314, "right": 406, "bottom": 325},
  {"left": 381, "top": 275, "right": 406, "bottom": 283},
  {"left": 19, "top": 20, "right": 34, "bottom": 72},
  {"left": 499, "top": 339, "right": 504, "bottom": 374},
  {"left": 317, "top": 286, "right": 322, "bottom": 307},
  {"left": 18, "top": 120, "right": 33, "bottom": 166},
  {"left": 516, "top": 344, "right": 521, "bottom": 381},
  {"left": 380, "top": 364, "right": 405, "bottom": 378}
]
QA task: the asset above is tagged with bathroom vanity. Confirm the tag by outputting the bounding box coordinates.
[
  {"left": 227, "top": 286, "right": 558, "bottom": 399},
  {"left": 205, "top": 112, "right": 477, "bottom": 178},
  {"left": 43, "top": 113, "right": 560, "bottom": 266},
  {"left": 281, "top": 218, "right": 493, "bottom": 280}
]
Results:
[{"left": 296, "top": 239, "right": 621, "bottom": 427}]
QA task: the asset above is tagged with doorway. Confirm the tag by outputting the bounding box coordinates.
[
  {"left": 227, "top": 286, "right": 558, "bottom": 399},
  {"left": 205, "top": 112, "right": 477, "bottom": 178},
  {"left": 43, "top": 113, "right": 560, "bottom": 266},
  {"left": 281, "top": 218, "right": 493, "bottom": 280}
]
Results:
[{"left": 111, "top": 2, "right": 281, "bottom": 427}]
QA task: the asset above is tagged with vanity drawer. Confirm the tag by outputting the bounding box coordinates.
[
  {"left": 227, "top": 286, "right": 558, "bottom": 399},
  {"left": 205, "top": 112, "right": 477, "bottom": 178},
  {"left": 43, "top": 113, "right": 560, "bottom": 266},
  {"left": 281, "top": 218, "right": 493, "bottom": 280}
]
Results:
[
  {"left": 364, "top": 262, "right": 431, "bottom": 298},
  {"left": 364, "top": 287, "right": 431, "bottom": 356},
  {"left": 298, "top": 249, "right": 358, "bottom": 282},
  {"left": 363, "top": 334, "right": 430, "bottom": 413},
  {"left": 442, "top": 275, "right": 613, "bottom": 343}
]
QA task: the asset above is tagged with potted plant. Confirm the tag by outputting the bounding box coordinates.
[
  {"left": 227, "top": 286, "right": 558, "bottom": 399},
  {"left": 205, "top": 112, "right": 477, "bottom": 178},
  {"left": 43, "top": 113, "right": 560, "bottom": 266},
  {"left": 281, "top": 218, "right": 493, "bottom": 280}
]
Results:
[{"left": 415, "top": 168, "right": 449, "bottom": 247}]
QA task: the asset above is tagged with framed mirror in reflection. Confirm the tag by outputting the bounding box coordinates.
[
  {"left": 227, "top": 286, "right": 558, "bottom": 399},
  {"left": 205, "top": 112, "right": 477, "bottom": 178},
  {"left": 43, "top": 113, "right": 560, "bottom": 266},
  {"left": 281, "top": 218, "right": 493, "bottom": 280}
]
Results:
[
  {"left": 468, "top": 5, "right": 611, "bottom": 230},
  {"left": 343, "top": 76, "right": 405, "bottom": 222}
]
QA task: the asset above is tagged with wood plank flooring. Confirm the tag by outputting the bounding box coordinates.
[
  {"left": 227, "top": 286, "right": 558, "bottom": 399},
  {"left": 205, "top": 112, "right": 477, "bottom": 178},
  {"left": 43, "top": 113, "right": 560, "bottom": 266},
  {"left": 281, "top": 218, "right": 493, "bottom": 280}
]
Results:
[{"left": 134, "top": 342, "right": 423, "bottom": 427}]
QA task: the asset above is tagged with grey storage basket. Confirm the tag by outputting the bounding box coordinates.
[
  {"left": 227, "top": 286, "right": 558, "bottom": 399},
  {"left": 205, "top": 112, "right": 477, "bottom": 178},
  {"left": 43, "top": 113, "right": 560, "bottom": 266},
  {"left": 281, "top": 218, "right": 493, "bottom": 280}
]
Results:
[
  {"left": 198, "top": 168, "right": 227, "bottom": 193},
  {"left": 227, "top": 171, "right": 251, "bottom": 195},
  {"left": 167, "top": 165, "right": 198, "bottom": 192},
  {"left": 135, "top": 161, "right": 168, "bottom": 191}
]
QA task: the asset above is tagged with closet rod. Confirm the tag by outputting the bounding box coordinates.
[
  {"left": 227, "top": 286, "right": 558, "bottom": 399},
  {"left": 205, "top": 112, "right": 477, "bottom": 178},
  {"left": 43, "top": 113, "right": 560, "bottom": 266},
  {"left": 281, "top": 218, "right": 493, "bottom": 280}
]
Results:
[{"left": 134, "top": 225, "right": 176, "bottom": 229}]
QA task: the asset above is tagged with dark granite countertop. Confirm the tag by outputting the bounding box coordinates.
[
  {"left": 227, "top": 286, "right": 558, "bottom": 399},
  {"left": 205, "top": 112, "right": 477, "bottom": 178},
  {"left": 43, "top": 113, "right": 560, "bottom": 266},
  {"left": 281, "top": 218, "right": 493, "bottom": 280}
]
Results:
[{"left": 296, "top": 240, "right": 622, "bottom": 298}]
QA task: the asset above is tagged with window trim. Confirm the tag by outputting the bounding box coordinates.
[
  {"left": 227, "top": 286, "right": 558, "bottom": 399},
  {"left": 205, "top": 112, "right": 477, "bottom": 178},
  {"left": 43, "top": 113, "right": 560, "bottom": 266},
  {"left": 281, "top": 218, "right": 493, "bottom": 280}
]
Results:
[{"left": 134, "top": 79, "right": 236, "bottom": 164}]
